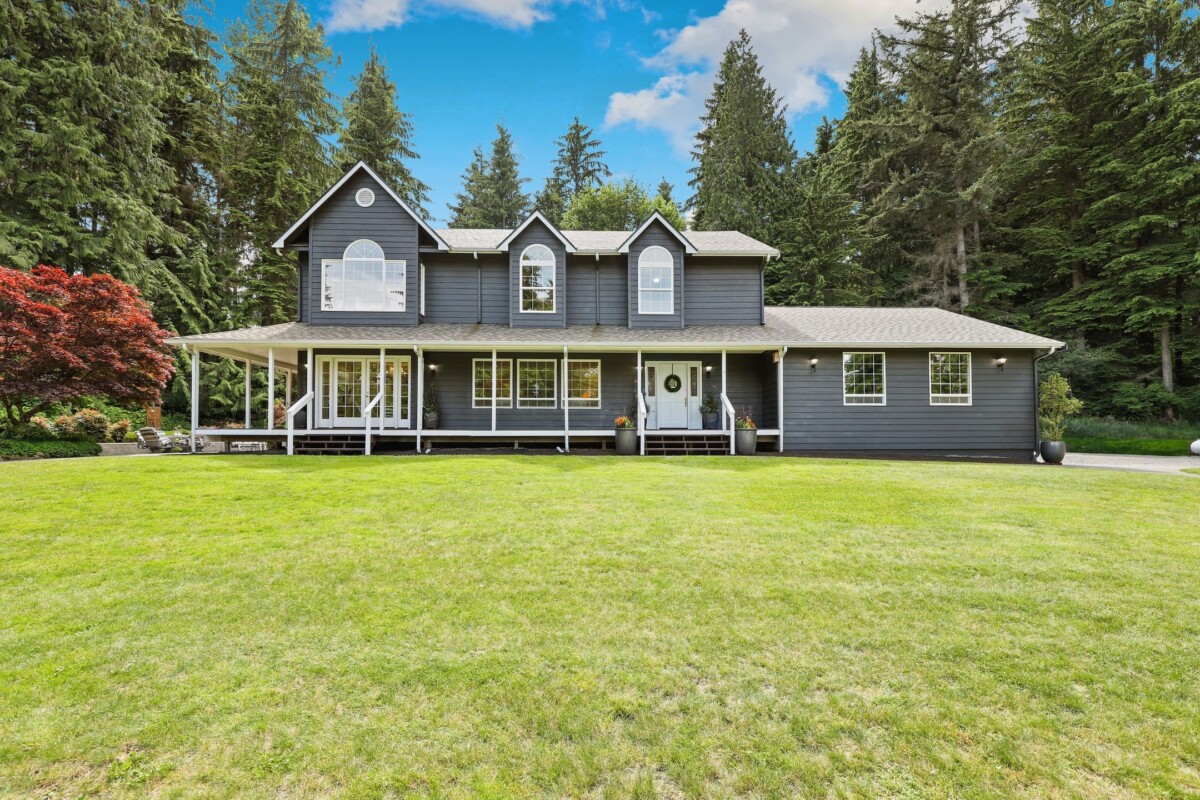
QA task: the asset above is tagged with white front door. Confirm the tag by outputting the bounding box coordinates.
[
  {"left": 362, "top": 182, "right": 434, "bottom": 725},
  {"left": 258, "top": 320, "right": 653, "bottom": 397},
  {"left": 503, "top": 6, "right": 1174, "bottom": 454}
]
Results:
[
  {"left": 646, "top": 361, "right": 701, "bottom": 429},
  {"left": 316, "top": 356, "right": 411, "bottom": 428}
]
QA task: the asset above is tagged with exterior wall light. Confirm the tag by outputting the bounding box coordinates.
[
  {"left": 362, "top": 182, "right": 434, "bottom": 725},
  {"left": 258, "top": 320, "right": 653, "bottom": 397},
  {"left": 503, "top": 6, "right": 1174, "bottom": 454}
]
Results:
[
  {"left": 704, "top": 364, "right": 713, "bottom": 374},
  {"left": 995, "top": 356, "right": 1007, "bottom": 371},
  {"left": 809, "top": 357, "right": 819, "bottom": 371},
  {"left": 429, "top": 364, "right": 438, "bottom": 372}
]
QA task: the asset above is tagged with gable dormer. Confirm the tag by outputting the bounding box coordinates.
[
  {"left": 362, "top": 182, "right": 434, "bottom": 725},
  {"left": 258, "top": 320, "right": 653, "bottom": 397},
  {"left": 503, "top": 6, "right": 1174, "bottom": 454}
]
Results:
[
  {"left": 620, "top": 212, "right": 694, "bottom": 329},
  {"left": 274, "top": 162, "right": 447, "bottom": 326},
  {"left": 501, "top": 212, "right": 574, "bottom": 328}
]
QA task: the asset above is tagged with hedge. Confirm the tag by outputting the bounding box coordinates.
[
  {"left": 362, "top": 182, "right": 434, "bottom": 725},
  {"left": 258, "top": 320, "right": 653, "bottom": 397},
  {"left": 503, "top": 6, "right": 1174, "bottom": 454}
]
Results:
[{"left": 0, "top": 439, "right": 102, "bottom": 460}]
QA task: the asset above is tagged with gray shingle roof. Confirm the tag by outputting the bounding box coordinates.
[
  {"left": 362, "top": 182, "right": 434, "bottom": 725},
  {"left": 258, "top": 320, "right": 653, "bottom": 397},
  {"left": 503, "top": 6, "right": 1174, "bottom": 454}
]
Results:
[
  {"left": 169, "top": 307, "right": 1062, "bottom": 350},
  {"left": 434, "top": 228, "right": 778, "bottom": 256}
]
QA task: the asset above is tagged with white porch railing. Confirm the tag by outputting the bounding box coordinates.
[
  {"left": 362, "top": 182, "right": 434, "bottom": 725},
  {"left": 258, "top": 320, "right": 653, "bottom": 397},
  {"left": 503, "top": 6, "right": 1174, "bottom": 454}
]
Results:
[
  {"left": 720, "top": 392, "right": 736, "bottom": 455},
  {"left": 285, "top": 390, "right": 314, "bottom": 456},
  {"left": 363, "top": 389, "right": 385, "bottom": 455},
  {"left": 636, "top": 390, "right": 648, "bottom": 456}
]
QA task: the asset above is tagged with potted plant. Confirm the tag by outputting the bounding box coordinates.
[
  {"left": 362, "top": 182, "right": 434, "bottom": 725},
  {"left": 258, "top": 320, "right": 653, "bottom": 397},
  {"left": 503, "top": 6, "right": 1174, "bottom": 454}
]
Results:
[
  {"left": 735, "top": 410, "right": 758, "bottom": 455},
  {"left": 422, "top": 380, "right": 440, "bottom": 430},
  {"left": 1038, "top": 373, "right": 1082, "bottom": 465},
  {"left": 614, "top": 414, "right": 637, "bottom": 455},
  {"left": 700, "top": 392, "right": 719, "bottom": 429}
]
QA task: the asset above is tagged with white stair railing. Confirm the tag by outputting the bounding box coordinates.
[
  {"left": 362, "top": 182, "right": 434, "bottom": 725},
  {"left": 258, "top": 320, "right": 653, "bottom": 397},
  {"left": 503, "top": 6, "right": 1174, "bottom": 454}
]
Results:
[
  {"left": 720, "top": 393, "right": 736, "bottom": 455},
  {"left": 285, "top": 391, "right": 314, "bottom": 456},
  {"left": 363, "top": 389, "right": 385, "bottom": 455},
  {"left": 636, "top": 390, "right": 648, "bottom": 456}
]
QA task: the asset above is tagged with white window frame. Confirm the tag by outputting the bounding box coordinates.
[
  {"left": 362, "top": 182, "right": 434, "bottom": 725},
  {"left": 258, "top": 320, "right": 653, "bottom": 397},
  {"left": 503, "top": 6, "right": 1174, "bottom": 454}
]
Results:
[
  {"left": 637, "top": 245, "right": 674, "bottom": 315},
  {"left": 929, "top": 352, "right": 972, "bottom": 406},
  {"left": 472, "top": 358, "right": 512, "bottom": 409},
  {"left": 321, "top": 239, "right": 405, "bottom": 313},
  {"left": 842, "top": 352, "right": 887, "bottom": 406},
  {"left": 517, "top": 359, "right": 558, "bottom": 408},
  {"left": 419, "top": 263, "right": 426, "bottom": 317},
  {"left": 519, "top": 244, "right": 556, "bottom": 314},
  {"left": 564, "top": 359, "right": 602, "bottom": 409}
]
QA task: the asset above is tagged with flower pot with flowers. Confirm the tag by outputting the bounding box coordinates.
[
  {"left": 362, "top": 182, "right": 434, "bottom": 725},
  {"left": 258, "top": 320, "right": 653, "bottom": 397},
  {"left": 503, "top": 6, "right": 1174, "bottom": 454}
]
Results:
[
  {"left": 614, "top": 414, "right": 638, "bottom": 455},
  {"left": 735, "top": 411, "right": 758, "bottom": 455}
]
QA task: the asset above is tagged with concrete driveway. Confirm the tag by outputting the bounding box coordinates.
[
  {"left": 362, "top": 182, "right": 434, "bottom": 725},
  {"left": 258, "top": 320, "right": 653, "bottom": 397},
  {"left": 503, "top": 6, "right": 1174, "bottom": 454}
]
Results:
[{"left": 1058, "top": 451, "right": 1199, "bottom": 476}]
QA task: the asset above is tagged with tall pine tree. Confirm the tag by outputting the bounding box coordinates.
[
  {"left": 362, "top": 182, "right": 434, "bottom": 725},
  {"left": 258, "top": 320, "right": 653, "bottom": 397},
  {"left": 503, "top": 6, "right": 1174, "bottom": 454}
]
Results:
[
  {"left": 688, "top": 29, "right": 796, "bottom": 241},
  {"left": 340, "top": 46, "right": 430, "bottom": 215},
  {"left": 447, "top": 125, "right": 529, "bottom": 228}
]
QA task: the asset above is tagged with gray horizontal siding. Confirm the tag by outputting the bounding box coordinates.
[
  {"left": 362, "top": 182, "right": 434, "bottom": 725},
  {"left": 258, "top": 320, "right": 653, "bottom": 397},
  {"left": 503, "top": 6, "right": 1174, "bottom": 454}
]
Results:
[
  {"left": 308, "top": 172, "right": 419, "bottom": 326},
  {"left": 423, "top": 262, "right": 480, "bottom": 323},
  {"left": 685, "top": 260, "right": 763, "bottom": 326},
  {"left": 565, "top": 257, "right": 627, "bottom": 326},
  {"left": 781, "top": 349, "right": 1035, "bottom": 454}
]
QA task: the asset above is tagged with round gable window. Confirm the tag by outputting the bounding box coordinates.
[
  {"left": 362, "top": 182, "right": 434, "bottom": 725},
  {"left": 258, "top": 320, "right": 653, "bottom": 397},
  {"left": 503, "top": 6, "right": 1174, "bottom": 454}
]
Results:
[{"left": 355, "top": 188, "right": 375, "bottom": 208}]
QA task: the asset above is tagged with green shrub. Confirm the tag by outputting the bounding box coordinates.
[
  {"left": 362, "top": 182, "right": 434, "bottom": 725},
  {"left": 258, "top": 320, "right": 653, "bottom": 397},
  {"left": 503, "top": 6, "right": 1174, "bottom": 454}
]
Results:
[
  {"left": 1109, "top": 382, "right": 1173, "bottom": 421},
  {"left": 0, "top": 439, "right": 102, "bottom": 459}
]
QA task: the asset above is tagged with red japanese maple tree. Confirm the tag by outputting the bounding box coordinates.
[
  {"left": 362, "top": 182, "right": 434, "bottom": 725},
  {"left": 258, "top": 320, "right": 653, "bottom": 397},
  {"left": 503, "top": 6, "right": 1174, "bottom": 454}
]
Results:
[{"left": 0, "top": 266, "right": 175, "bottom": 426}]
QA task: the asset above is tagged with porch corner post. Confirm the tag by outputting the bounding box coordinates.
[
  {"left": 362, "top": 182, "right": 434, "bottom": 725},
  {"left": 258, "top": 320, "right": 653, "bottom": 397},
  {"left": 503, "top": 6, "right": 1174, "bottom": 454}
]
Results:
[
  {"left": 285, "top": 369, "right": 292, "bottom": 406},
  {"left": 636, "top": 349, "right": 644, "bottom": 455},
  {"left": 189, "top": 346, "right": 199, "bottom": 453},
  {"left": 777, "top": 346, "right": 786, "bottom": 452},
  {"left": 415, "top": 346, "right": 424, "bottom": 452},
  {"left": 562, "top": 345, "right": 570, "bottom": 452},
  {"left": 722, "top": 349, "right": 731, "bottom": 454},
  {"left": 379, "top": 345, "right": 386, "bottom": 435},
  {"left": 267, "top": 348, "right": 275, "bottom": 431},
  {"left": 305, "top": 346, "right": 314, "bottom": 431},
  {"left": 244, "top": 359, "right": 252, "bottom": 429},
  {"left": 491, "top": 348, "right": 498, "bottom": 432}
]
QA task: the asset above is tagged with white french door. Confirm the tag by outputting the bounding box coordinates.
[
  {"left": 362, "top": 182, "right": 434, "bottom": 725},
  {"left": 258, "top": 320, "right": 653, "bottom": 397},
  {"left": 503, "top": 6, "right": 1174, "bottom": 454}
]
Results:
[
  {"left": 645, "top": 361, "right": 702, "bottom": 430},
  {"left": 315, "top": 356, "right": 410, "bottom": 428}
]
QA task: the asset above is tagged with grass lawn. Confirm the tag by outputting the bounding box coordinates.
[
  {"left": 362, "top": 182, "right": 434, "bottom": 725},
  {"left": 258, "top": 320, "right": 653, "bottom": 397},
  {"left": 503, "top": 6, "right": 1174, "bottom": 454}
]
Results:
[
  {"left": 1065, "top": 416, "right": 1200, "bottom": 456},
  {"left": 2, "top": 456, "right": 1199, "bottom": 798},
  {"left": 1065, "top": 437, "right": 1195, "bottom": 456}
]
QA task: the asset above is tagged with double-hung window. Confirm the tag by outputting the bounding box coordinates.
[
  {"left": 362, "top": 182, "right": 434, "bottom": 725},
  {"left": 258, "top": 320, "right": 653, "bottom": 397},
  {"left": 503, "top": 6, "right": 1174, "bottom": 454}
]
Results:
[
  {"left": 565, "top": 360, "right": 601, "bottom": 408},
  {"left": 519, "top": 244, "right": 556, "bottom": 313},
  {"left": 929, "top": 352, "right": 972, "bottom": 405},
  {"left": 843, "top": 352, "right": 886, "bottom": 405},
  {"left": 517, "top": 359, "right": 557, "bottom": 408},
  {"left": 322, "top": 239, "right": 405, "bottom": 312},
  {"left": 472, "top": 359, "right": 512, "bottom": 408},
  {"left": 637, "top": 246, "right": 674, "bottom": 314}
]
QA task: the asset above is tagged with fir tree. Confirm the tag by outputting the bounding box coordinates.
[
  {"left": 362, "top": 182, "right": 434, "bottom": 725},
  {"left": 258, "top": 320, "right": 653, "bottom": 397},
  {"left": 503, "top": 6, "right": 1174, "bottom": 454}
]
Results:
[
  {"left": 223, "top": 0, "right": 339, "bottom": 325},
  {"left": 448, "top": 147, "right": 493, "bottom": 228},
  {"left": 448, "top": 125, "right": 529, "bottom": 228},
  {"left": 552, "top": 118, "right": 611, "bottom": 199},
  {"left": 533, "top": 175, "right": 569, "bottom": 226},
  {"left": 341, "top": 46, "right": 430, "bottom": 215},
  {"left": 688, "top": 30, "right": 796, "bottom": 241}
]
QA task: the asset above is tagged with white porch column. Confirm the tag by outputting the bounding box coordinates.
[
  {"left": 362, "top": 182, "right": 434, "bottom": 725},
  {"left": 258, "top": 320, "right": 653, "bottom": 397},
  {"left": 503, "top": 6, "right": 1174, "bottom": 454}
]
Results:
[
  {"left": 636, "top": 350, "right": 644, "bottom": 455},
  {"left": 562, "top": 345, "right": 570, "bottom": 452},
  {"left": 777, "top": 347, "right": 786, "bottom": 452},
  {"left": 285, "top": 369, "right": 292, "bottom": 406},
  {"left": 491, "top": 348, "right": 498, "bottom": 432},
  {"left": 415, "top": 346, "right": 424, "bottom": 452},
  {"left": 267, "top": 348, "right": 275, "bottom": 430},
  {"left": 244, "top": 360, "right": 252, "bottom": 429},
  {"left": 721, "top": 350, "right": 728, "bottom": 428},
  {"left": 305, "top": 347, "right": 314, "bottom": 429},
  {"left": 378, "top": 346, "right": 386, "bottom": 428},
  {"left": 189, "top": 347, "right": 199, "bottom": 453}
]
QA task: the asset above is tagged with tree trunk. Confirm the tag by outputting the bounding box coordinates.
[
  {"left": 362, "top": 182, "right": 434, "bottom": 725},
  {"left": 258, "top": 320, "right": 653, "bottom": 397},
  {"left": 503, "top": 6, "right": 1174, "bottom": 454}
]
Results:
[
  {"left": 1072, "top": 262, "right": 1083, "bottom": 290},
  {"left": 955, "top": 224, "right": 969, "bottom": 312},
  {"left": 1160, "top": 324, "right": 1174, "bottom": 393}
]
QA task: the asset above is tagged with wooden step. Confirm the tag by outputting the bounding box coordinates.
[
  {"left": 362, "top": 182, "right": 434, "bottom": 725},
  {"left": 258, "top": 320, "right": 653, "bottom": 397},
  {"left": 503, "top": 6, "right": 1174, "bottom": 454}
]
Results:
[
  {"left": 293, "top": 434, "right": 372, "bottom": 456},
  {"left": 643, "top": 434, "right": 731, "bottom": 456}
]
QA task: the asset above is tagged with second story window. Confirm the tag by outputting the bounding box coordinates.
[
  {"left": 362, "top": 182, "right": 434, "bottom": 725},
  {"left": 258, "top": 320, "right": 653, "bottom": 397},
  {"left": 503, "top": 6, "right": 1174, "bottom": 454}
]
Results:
[
  {"left": 638, "top": 246, "right": 674, "bottom": 314},
  {"left": 322, "top": 239, "right": 405, "bottom": 312},
  {"left": 519, "top": 244, "right": 556, "bottom": 313}
]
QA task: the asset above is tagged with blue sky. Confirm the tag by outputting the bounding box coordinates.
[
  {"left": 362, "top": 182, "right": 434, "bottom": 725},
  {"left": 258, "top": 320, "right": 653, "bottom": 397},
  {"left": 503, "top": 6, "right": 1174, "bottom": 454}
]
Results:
[{"left": 200, "top": 0, "right": 934, "bottom": 226}]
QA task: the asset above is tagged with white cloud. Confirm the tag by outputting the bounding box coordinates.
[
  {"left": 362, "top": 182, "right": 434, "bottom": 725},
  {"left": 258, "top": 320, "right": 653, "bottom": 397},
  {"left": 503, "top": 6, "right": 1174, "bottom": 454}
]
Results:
[
  {"left": 328, "top": 0, "right": 557, "bottom": 32},
  {"left": 605, "top": 0, "right": 949, "bottom": 154}
]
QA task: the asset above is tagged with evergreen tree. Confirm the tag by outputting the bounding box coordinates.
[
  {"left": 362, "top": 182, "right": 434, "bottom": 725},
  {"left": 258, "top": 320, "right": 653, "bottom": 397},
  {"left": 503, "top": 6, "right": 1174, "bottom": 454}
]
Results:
[
  {"left": 561, "top": 178, "right": 687, "bottom": 231},
  {"left": 448, "top": 147, "right": 494, "bottom": 228},
  {"left": 223, "top": 0, "right": 339, "bottom": 325},
  {"left": 340, "top": 46, "right": 430, "bottom": 215},
  {"left": 552, "top": 118, "right": 611, "bottom": 199},
  {"left": 533, "top": 175, "right": 569, "bottom": 226},
  {"left": 447, "top": 125, "right": 529, "bottom": 228},
  {"left": 688, "top": 29, "right": 796, "bottom": 241}
]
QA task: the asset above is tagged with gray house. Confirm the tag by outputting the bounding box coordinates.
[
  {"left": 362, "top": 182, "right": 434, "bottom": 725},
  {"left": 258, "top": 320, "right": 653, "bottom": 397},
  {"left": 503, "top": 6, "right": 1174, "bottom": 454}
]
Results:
[{"left": 168, "top": 162, "right": 1064, "bottom": 458}]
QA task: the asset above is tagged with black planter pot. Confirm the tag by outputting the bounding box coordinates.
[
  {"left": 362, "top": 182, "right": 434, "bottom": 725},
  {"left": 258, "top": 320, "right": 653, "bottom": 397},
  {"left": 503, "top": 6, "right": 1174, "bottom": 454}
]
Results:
[
  {"left": 702, "top": 412, "right": 719, "bottom": 430},
  {"left": 614, "top": 427, "right": 638, "bottom": 455},
  {"left": 1040, "top": 440, "right": 1066, "bottom": 465},
  {"left": 423, "top": 411, "right": 440, "bottom": 430},
  {"left": 735, "top": 428, "right": 759, "bottom": 455}
]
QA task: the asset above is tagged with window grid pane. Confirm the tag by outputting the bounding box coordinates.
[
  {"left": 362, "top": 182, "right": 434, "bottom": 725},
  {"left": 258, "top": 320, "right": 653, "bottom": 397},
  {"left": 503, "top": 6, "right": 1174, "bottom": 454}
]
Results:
[
  {"left": 518, "top": 360, "right": 557, "bottom": 408},
  {"left": 321, "top": 243, "right": 405, "bottom": 312},
  {"left": 566, "top": 360, "right": 601, "bottom": 408},
  {"left": 520, "top": 247, "right": 556, "bottom": 313},
  {"left": 473, "top": 360, "right": 512, "bottom": 408},
  {"left": 843, "top": 352, "right": 886, "bottom": 405},
  {"left": 637, "top": 248, "right": 674, "bottom": 315},
  {"left": 930, "top": 353, "right": 971, "bottom": 404}
]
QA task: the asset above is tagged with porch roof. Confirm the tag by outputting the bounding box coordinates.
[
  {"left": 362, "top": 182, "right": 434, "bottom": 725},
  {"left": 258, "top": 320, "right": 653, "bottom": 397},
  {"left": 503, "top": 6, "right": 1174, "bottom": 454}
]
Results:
[{"left": 167, "top": 307, "right": 1063, "bottom": 354}]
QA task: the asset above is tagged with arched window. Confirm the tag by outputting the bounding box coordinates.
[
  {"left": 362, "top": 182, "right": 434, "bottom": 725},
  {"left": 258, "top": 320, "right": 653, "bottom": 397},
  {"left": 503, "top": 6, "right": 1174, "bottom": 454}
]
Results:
[
  {"left": 520, "top": 244, "right": 556, "bottom": 313},
  {"left": 638, "top": 245, "right": 674, "bottom": 314},
  {"left": 322, "top": 239, "right": 405, "bottom": 312}
]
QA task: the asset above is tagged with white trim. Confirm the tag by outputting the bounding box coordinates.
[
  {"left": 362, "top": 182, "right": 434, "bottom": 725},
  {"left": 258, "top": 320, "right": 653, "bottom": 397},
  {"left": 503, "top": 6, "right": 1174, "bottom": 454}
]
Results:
[
  {"left": 564, "top": 358, "right": 602, "bottom": 409},
  {"left": 518, "top": 244, "right": 557, "bottom": 314},
  {"left": 496, "top": 211, "right": 577, "bottom": 253},
  {"left": 473, "top": 358, "right": 512, "bottom": 409},
  {"left": 637, "top": 245, "right": 674, "bottom": 316},
  {"left": 315, "top": 354, "right": 412, "bottom": 427},
  {"left": 617, "top": 211, "right": 696, "bottom": 254},
  {"left": 272, "top": 161, "right": 448, "bottom": 251},
  {"left": 928, "top": 351, "right": 973, "bottom": 406},
  {"left": 355, "top": 187, "right": 375, "bottom": 208},
  {"left": 267, "top": 348, "right": 275, "bottom": 431},
  {"left": 516, "top": 358, "right": 558, "bottom": 409},
  {"left": 842, "top": 351, "right": 887, "bottom": 406}
]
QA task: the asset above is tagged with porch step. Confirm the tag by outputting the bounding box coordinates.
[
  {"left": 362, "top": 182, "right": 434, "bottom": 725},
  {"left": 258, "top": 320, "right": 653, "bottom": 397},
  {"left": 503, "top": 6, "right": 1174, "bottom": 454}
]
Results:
[
  {"left": 294, "top": 433, "right": 371, "bottom": 456},
  {"left": 644, "top": 434, "right": 731, "bottom": 456}
]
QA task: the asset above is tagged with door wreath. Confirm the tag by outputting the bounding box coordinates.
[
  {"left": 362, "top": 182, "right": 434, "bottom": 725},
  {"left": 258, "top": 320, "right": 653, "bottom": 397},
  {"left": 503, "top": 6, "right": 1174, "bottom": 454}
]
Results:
[{"left": 663, "top": 373, "right": 683, "bottom": 393}]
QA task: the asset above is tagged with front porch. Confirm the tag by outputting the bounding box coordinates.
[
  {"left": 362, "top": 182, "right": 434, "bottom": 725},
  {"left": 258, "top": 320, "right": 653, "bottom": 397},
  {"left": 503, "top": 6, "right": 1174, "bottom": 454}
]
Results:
[{"left": 182, "top": 343, "right": 785, "bottom": 456}]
